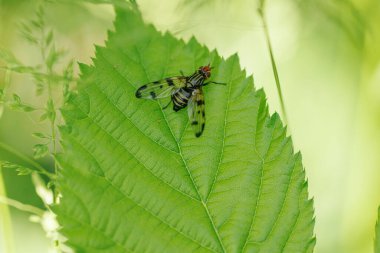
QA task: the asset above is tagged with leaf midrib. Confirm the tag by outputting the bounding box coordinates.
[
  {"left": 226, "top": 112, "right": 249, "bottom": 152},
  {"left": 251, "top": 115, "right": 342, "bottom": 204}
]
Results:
[
  {"left": 132, "top": 34, "right": 226, "bottom": 252},
  {"left": 132, "top": 42, "right": 227, "bottom": 252},
  {"left": 241, "top": 105, "right": 273, "bottom": 251},
  {"left": 151, "top": 62, "right": 228, "bottom": 253}
]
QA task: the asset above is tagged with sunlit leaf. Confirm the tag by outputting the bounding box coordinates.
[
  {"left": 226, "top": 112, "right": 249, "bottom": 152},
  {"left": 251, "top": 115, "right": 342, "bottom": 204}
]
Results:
[{"left": 55, "top": 6, "right": 315, "bottom": 253}]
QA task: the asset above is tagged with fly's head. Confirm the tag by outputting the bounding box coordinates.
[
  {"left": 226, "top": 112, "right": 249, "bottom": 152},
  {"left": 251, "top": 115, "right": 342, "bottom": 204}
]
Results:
[{"left": 198, "top": 64, "right": 212, "bottom": 79}]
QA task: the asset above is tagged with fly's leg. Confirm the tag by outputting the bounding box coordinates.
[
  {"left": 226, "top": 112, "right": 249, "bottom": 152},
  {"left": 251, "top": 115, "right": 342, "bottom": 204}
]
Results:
[
  {"left": 203, "top": 81, "right": 227, "bottom": 86},
  {"left": 179, "top": 70, "right": 185, "bottom": 76},
  {"left": 162, "top": 100, "right": 172, "bottom": 110}
]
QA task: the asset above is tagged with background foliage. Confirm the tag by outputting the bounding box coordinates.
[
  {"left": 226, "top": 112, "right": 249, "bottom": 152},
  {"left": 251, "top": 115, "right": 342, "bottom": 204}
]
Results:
[{"left": 1, "top": 0, "right": 380, "bottom": 253}]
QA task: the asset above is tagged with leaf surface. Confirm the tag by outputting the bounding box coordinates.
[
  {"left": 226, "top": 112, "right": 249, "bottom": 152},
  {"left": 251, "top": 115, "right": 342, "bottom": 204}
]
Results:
[{"left": 55, "top": 6, "right": 315, "bottom": 253}]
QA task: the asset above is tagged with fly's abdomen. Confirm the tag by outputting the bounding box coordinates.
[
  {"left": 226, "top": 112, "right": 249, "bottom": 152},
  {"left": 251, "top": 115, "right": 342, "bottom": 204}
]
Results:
[{"left": 172, "top": 88, "right": 192, "bottom": 111}]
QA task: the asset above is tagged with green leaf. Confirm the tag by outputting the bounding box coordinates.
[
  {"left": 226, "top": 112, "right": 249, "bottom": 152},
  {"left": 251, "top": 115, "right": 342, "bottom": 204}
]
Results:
[
  {"left": 56, "top": 7, "right": 315, "bottom": 253},
  {"left": 20, "top": 105, "right": 36, "bottom": 112},
  {"left": 45, "top": 30, "right": 54, "bottom": 47},
  {"left": 375, "top": 207, "right": 380, "bottom": 252},
  {"left": 0, "top": 48, "right": 22, "bottom": 66},
  {"left": 12, "top": 94, "right": 21, "bottom": 104},
  {"left": 16, "top": 167, "right": 34, "bottom": 176},
  {"left": 63, "top": 60, "right": 75, "bottom": 104},
  {"left": 0, "top": 161, "right": 33, "bottom": 176},
  {"left": 47, "top": 180, "right": 55, "bottom": 189},
  {"left": 19, "top": 30, "right": 39, "bottom": 45},
  {"left": 46, "top": 98, "right": 56, "bottom": 122},
  {"left": 31, "top": 19, "right": 42, "bottom": 29},
  {"left": 1, "top": 159, "right": 55, "bottom": 179},
  {"left": 35, "top": 82, "right": 45, "bottom": 96},
  {"left": 8, "top": 94, "right": 36, "bottom": 112},
  {"left": 36, "top": 5, "right": 45, "bottom": 26},
  {"left": 33, "top": 144, "right": 49, "bottom": 159},
  {"left": 46, "top": 45, "right": 58, "bottom": 70},
  {"left": 32, "top": 132, "right": 49, "bottom": 139},
  {"left": 39, "top": 112, "right": 48, "bottom": 122},
  {"left": 63, "top": 60, "right": 74, "bottom": 81}
]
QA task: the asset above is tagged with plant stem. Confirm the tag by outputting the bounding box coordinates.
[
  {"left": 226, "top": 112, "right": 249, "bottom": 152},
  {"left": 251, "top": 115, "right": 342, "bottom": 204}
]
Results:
[
  {"left": 0, "top": 195, "right": 45, "bottom": 216},
  {"left": 258, "top": 0, "right": 289, "bottom": 128},
  {"left": 0, "top": 142, "right": 54, "bottom": 178},
  {"left": 38, "top": 9, "right": 58, "bottom": 175},
  {"left": 0, "top": 28, "right": 14, "bottom": 250},
  {"left": 0, "top": 166, "right": 14, "bottom": 253},
  {"left": 47, "top": 84, "right": 57, "bottom": 174},
  {"left": 38, "top": 6, "right": 59, "bottom": 203}
]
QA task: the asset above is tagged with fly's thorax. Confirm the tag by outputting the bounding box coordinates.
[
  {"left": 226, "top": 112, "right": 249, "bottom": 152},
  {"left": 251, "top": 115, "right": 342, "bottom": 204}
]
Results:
[{"left": 187, "top": 72, "right": 205, "bottom": 88}]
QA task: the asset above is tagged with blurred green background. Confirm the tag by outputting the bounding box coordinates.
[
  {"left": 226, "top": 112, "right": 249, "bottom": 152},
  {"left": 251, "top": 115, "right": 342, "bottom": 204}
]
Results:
[{"left": 1, "top": 0, "right": 379, "bottom": 252}]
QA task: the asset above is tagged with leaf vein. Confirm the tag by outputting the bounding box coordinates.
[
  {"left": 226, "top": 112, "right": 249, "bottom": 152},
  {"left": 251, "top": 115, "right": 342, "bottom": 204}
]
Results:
[
  {"left": 205, "top": 58, "right": 236, "bottom": 202},
  {"left": 241, "top": 107, "right": 276, "bottom": 252}
]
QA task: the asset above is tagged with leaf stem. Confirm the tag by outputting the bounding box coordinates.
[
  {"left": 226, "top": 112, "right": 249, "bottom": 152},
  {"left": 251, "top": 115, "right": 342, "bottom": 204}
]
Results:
[{"left": 258, "top": 0, "right": 289, "bottom": 128}]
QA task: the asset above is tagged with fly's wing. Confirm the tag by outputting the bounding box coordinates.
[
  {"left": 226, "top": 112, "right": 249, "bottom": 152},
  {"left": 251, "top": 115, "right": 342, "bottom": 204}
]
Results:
[
  {"left": 188, "top": 88, "right": 205, "bottom": 137},
  {"left": 135, "top": 76, "right": 186, "bottom": 99}
]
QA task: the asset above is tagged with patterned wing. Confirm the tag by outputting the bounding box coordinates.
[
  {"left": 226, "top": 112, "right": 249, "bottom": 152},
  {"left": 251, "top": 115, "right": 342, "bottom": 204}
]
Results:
[
  {"left": 188, "top": 87, "right": 206, "bottom": 137},
  {"left": 135, "top": 76, "right": 186, "bottom": 99}
]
